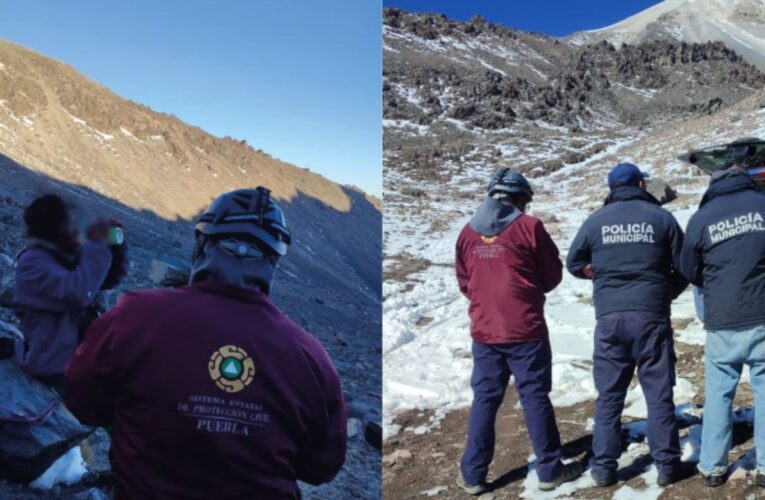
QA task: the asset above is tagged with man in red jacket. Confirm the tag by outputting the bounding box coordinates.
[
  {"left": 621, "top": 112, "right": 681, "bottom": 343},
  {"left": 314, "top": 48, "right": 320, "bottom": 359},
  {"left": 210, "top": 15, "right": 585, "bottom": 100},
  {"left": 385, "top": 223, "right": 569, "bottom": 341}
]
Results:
[
  {"left": 65, "top": 188, "right": 346, "bottom": 499},
  {"left": 455, "top": 169, "right": 582, "bottom": 494}
]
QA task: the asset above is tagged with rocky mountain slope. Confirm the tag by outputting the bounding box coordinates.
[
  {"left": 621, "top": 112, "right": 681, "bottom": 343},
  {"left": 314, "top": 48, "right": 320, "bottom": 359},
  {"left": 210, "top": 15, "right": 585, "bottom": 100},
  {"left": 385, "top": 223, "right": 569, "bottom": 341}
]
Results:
[
  {"left": 384, "top": 8, "right": 765, "bottom": 182},
  {"left": 567, "top": 0, "right": 765, "bottom": 71},
  {"left": 383, "top": 7, "right": 765, "bottom": 499},
  {"left": 0, "top": 39, "right": 381, "bottom": 498}
]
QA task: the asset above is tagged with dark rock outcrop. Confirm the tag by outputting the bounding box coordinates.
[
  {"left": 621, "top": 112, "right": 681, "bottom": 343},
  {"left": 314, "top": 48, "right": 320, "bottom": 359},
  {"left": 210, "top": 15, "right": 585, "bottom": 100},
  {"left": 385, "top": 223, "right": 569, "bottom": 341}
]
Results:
[{"left": 0, "top": 360, "right": 94, "bottom": 483}]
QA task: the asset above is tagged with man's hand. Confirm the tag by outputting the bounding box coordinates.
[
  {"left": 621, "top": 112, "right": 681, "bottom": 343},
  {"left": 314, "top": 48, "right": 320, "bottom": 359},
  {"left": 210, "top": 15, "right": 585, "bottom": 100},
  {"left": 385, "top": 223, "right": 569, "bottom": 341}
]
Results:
[{"left": 582, "top": 264, "right": 593, "bottom": 279}]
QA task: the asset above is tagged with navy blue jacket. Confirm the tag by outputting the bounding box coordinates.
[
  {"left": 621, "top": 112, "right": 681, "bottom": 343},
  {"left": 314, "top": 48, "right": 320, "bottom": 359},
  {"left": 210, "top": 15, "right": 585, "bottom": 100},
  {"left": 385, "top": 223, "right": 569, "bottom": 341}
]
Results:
[
  {"left": 679, "top": 169, "right": 765, "bottom": 330},
  {"left": 567, "top": 186, "right": 688, "bottom": 318}
]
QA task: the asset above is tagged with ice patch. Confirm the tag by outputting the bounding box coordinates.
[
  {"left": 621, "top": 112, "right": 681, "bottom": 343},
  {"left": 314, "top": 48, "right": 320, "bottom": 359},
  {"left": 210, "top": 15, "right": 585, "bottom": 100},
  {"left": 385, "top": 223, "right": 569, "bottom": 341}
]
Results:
[
  {"left": 30, "top": 446, "right": 88, "bottom": 489},
  {"left": 420, "top": 485, "right": 448, "bottom": 496},
  {"left": 612, "top": 467, "right": 662, "bottom": 500}
]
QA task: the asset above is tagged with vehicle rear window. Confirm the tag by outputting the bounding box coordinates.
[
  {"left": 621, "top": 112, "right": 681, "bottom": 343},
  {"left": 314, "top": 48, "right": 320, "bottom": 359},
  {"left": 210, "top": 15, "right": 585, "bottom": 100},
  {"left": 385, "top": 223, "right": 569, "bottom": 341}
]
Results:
[{"left": 689, "top": 142, "right": 765, "bottom": 174}]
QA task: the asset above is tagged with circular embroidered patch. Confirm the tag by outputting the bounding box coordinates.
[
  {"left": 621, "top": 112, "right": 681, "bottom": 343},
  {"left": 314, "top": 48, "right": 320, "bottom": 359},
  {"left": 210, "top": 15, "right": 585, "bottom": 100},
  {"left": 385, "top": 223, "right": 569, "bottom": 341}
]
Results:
[{"left": 208, "top": 345, "right": 256, "bottom": 393}]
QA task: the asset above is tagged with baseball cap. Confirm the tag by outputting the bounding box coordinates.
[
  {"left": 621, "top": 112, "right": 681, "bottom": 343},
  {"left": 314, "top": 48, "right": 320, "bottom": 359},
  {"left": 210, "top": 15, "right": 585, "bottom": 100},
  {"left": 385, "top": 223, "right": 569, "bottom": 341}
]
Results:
[{"left": 608, "top": 162, "right": 650, "bottom": 189}]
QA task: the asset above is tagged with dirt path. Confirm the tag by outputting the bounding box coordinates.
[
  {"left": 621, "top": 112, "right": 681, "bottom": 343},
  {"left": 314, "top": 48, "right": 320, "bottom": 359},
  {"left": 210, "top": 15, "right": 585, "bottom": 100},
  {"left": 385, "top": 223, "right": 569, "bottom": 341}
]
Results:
[{"left": 383, "top": 341, "right": 762, "bottom": 499}]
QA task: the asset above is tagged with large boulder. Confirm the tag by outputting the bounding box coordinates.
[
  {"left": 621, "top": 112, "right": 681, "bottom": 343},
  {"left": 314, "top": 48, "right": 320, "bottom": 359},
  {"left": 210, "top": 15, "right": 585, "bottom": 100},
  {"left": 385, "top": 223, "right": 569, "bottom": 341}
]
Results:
[
  {"left": 645, "top": 177, "right": 678, "bottom": 205},
  {"left": 148, "top": 259, "right": 190, "bottom": 288},
  {"left": 80, "top": 428, "right": 111, "bottom": 484},
  {"left": 0, "top": 360, "right": 94, "bottom": 483}
]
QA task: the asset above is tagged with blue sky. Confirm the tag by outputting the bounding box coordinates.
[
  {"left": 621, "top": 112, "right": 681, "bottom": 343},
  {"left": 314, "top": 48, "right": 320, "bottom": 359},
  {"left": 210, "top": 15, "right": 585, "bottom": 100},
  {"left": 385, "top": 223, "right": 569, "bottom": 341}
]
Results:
[
  {"left": 0, "top": 1, "right": 382, "bottom": 195},
  {"left": 383, "top": 0, "right": 663, "bottom": 36}
]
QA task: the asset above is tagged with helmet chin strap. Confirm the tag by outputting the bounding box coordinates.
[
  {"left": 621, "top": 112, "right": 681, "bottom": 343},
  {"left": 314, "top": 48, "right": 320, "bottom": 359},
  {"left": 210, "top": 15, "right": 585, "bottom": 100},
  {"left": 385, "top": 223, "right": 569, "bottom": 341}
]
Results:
[{"left": 190, "top": 236, "right": 277, "bottom": 294}]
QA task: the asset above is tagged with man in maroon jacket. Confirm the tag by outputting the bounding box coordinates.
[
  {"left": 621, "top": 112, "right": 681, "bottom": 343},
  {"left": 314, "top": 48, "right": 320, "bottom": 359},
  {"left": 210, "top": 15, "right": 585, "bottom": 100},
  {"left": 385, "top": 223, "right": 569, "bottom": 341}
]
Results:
[
  {"left": 65, "top": 188, "right": 346, "bottom": 499},
  {"left": 455, "top": 169, "right": 582, "bottom": 494}
]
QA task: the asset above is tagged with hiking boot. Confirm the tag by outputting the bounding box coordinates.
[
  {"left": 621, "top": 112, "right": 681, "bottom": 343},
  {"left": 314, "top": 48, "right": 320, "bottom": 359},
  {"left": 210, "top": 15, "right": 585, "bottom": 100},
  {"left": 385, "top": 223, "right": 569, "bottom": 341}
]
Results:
[
  {"left": 703, "top": 474, "right": 725, "bottom": 488},
  {"left": 539, "top": 461, "right": 585, "bottom": 491},
  {"left": 658, "top": 462, "right": 696, "bottom": 486},
  {"left": 591, "top": 468, "right": 618, "bottom": 487},
  {"left": 456, "top": 474, "right": 489, "bottom": 496},
  {"left": 657, "top": 472, "right": 673, "bottom": 487}
]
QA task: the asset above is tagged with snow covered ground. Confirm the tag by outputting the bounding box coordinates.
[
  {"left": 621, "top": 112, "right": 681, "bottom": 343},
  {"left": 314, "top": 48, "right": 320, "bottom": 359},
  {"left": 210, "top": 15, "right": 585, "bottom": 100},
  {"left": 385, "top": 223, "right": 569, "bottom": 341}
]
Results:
[
  {"left": 383, "top": 133, "right": 700, "bottom": 437},
  {"left": 383, "top": 105, "right": 765, "bottom": 496},
  {"left": 384, "top": 98, "right": 765, "bottom": 433}
]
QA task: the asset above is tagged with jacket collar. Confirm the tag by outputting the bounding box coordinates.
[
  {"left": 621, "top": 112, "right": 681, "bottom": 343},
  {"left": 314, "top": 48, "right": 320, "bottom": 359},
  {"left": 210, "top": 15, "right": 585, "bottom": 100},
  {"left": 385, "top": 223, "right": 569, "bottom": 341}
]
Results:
[
  {"left": 700, "top": 168, "right": 759, "bottom": 207},
  {"left": 192, "top": 279, "right": 271, "bottom": 305},
  {"left": 468, "top": 197, "right": 523, "bottom": 237},
  {"left": 17, "top": 238, "right": 80, "bottom": 270},
  {"left": 604, "top": 186, "right": 659, "bottom": 206}
]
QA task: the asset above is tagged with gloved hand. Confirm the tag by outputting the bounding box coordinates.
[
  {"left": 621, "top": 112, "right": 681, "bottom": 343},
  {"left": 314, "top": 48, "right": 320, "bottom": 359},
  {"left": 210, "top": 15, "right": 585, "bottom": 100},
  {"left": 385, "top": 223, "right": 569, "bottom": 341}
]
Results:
[{"left": 86, "top": 219, "right": 111, "bottom": 243}]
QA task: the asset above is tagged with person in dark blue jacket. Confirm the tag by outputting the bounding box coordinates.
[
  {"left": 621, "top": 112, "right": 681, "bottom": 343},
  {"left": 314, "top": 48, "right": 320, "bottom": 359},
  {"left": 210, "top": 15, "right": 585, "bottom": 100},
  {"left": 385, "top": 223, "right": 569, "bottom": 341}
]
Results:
[
  {"left": 567, "top": 163, "right": 689, "bottom": 487},
  {"left": 679, "top": 166, "right": 765, "bottom": 487}
]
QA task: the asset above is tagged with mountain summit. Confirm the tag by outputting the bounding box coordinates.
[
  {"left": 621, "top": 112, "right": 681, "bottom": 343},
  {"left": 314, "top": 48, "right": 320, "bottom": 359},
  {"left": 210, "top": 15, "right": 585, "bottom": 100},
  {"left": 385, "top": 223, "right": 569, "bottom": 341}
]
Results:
[{"left": 567, "top": 0, "right": 765, "bottom": 70}]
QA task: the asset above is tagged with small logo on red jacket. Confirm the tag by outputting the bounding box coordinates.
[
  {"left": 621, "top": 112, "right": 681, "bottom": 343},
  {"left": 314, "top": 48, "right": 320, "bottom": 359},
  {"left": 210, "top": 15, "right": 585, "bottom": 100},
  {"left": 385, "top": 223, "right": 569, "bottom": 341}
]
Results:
[
  {"left": 208, "top": 345, "right": 256, "bottom": 393},
  {"left": 480, "top": 235, "right": 498, "bottom": 244}
]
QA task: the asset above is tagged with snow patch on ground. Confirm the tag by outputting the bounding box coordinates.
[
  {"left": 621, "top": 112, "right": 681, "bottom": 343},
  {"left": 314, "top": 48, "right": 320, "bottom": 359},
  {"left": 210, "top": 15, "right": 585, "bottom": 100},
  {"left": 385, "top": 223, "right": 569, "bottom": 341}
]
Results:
[
  {"left": 30, "top": 446, "right": 88, "bottom": 490},
  {"left": 519, "top": 407, "right": 706, "bottom": 499},
  {"left": 119, "top": 127, "right": 141, "bottom": 140},
  {"left": 612, "top": 468, "right": 662, "bottom": 500},
  {"left": 613, "top": 82, "right": 659, "bottom": 100},
  {"left": 93, "top": 130, "right": 113, "bottom": 142},
  {"left": 63, "top": 109, "right": 87, "bottom": 126},
  {"left": 420, "top": 485, "right": 449, "bottom": 496},
  {"left": 383, "top": 119, "right": 430, "bottom": 136},
  {"left": 390, "top": 83, "right": 424, "bottom": 107},
  {"left": 63, "top": 109, "right": 114, "bottom": 143}
]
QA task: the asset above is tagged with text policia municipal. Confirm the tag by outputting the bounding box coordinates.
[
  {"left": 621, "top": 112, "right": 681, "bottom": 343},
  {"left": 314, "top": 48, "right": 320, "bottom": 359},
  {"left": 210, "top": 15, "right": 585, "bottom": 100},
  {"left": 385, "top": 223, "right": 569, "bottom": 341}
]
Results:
[
  {"left": 708, "top": 212, "right": 765, "bottom": 244},
  {"left": 602, "top": 223, "right": 655, "bottom": 244}
]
